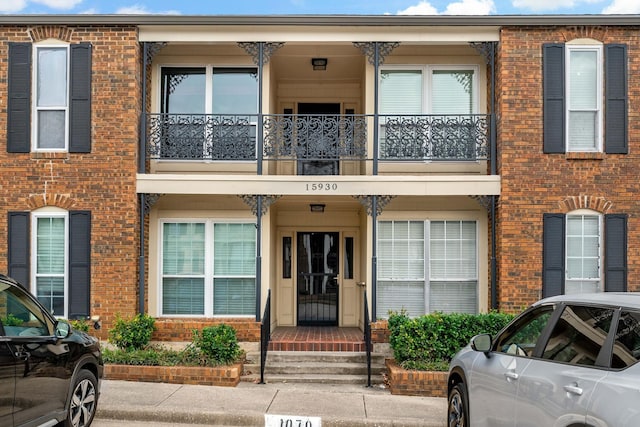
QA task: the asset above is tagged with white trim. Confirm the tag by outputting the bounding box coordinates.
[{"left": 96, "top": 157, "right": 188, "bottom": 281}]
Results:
[
  {"left": 158, "top": 218, "right": 257, "bottom": 318},
  {"left": 31, "top": 211, "right": 69, "bottom": 318},
  {"left": 32, "top": 43, "right": 70, "bottom": 152},
  {"left": 565, "top": 44, "right": 603, "bottom": 153},
  {"left": 379, "top": 64, "right": 480, "bottom": 114}
]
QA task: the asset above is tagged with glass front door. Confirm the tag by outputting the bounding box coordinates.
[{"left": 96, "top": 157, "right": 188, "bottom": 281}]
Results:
[{"left": 297, "top": 232, "right": 339, "bottom": 326}]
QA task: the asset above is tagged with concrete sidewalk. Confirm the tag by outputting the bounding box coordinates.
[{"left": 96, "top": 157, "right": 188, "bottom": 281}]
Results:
[{"left": 96, "top": 379, "right": 447, "bottom": 427}]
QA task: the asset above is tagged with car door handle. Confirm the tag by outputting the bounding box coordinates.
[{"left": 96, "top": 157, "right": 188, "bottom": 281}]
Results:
[
  {"left": 563, "top": 384, "right": 583, "bottom": 396},
  {"left": 504, "top": 371, "right": 519, "bottom": 381}
]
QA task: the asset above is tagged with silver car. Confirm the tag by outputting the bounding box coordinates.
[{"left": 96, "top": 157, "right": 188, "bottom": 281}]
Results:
[{"left": 447, "top": 293, "right": 640, "bottom": 427}]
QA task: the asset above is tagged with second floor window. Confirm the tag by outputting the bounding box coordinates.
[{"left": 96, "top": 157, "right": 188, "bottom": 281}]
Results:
[
  {"left": 566, "top": 45, "right": 602, "bottom": 152},
  {"left": 160, "top": 66, "right": 258, "bottom": 115},
  {"left": 35, "top": 45, "right": 69, "bottom": 150},
  {"left": 379, "top": 66, "right": 480, "bottom": 161}
]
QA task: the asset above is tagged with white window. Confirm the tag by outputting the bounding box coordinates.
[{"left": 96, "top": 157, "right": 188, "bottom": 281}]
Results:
[
  {"left": 160, "top": 220, "right": 256, "bottom": 317},
  {"left": 566, "top": 213, "right": 602, "bottom": 293},
  {"left": 377, "top": 220, "right": 478, "bottom": 318},
  {"left": 380, "top": 65, "right": 478, "bottom": 115},
  {"left": 34, "top": 44, "right": 69, "bottom": 151},
  {"left": 32, "top": 212, "right": 68, "bottom": 317},
  {"left": 566, "top": 45, "right": 603, "bottom": 152}
]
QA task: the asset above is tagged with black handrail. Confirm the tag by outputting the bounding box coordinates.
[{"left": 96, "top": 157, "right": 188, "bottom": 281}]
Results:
[
  {"left": 259, "top": 289, "right": 271, "bottom": 384},
  {"left": 364, "top": 290, "right": 372, "bottom": 387}
]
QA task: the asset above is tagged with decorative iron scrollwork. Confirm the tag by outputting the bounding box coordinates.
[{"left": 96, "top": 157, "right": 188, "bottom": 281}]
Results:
[
  {"left": 353, "top": 42, "right": 400, "bottom": 66},
  {"left": 380, "top": 114, "right": 489, "bottom": 161},
  {"left": 141, "top": 193, "right": 162, "bottom": 215},
  {"left": 239, "top": 195, "right": 281, "bottom": 216},
  {"left": 238, "top": 42, "right": 285, "bottom": 65},
  {"left": 147, "top": 114, "right": 257, "bottom": 160},
  {"left": 470, "top": 42, "right": 496, "bottom": 65},
  {"left": 354, "top": 195, "right": 396, "bottom": 216},
  {"left": 263, "top": 114, "right": 367, "bottom": 160}
]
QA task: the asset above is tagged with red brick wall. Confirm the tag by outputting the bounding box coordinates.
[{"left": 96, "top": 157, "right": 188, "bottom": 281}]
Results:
[
  {"left": 0, "top": 25, "right": 141, "bottom": 339},
  {"left": 496, "top": 26, "right": 640, "bottom": 312}
]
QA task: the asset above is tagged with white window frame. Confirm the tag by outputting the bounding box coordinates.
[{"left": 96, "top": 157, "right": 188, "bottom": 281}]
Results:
[
  {"left": 32, "top": 41, "right": 70, "bottom": 152},
  {"left": 158, "top": 218, "right": 257, "bottom": 318},
  {"left": 158, "top": 65, "right": 258, "bottom": 115},
  {"left": 565, "top": 210, "right": 603, "bottom": 293},
  {"left": 379, "top": 64, "right": 479, "bottom": 114},
  {"left": 565, "top": 44, "right": 603, "bottom": 152},
  {"left": 376, "top": 219, "right": 479, "bottom": 318},
  {"left": 31, "top": 209, "right": 69, "bottom": 318}
]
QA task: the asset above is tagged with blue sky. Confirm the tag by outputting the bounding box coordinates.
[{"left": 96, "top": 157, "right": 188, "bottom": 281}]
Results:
[{"left": 1, "top": 0, "right": 639, "bottom": 15}]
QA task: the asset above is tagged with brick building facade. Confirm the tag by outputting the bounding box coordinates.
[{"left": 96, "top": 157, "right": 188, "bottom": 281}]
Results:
[{"left": 0, "top": 15, "right": 637, "bottom": 344}]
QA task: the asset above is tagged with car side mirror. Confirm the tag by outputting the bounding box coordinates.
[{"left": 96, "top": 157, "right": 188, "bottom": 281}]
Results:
[
  {"left": 55, "top": 321, "right": 71, "bottom": 339},
  {"left": 470, "top": 333, "right": 492, "bottom": 356}
]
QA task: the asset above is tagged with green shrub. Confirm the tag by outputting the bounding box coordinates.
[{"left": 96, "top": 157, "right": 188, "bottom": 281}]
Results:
[
  {"left": 108, "top": 313, "right": 156, "bottom": 350},
  {"left": 1, "top": 313, "right": 24, "bottom": 326},
  {"left": 70, "top": 319, "right": 90, "bottom": 332},
  {"left": 191, "top": 324, "right": 241, "bottom": 365},
  {"left": 388, "top": 311, "right": 515, "bottom": 370}
]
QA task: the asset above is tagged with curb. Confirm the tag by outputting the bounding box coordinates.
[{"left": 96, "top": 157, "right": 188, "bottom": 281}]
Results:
[{"left": 96, "top": 406, "right": 443, "bottom": 427}]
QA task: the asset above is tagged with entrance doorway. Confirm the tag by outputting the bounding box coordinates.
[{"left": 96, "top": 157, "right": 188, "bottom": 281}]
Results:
[
  {"left": 297, "top": 103, "right": 341, "bottom": 176},
  {"left": 297, "top": 232, "right": 339, "bottom": 326}
]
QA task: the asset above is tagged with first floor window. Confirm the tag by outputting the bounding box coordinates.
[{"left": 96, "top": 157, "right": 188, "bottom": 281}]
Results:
[
  {"left": 34, "top": 214, "right": 67, "bottom": 316},
  {"left": 377, "top": 220, "right": 477, "bottom": 317},
  {"left": 566, "top": 214, "right": 601, "bottom": 293},
  {"left": 160, "top": 220, "right": 256, "bottom": 316}
]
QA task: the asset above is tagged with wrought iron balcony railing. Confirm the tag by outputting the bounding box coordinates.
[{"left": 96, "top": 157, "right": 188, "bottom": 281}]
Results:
[{"left": 146, "top": 113, "right": 489, "bottom": 163}]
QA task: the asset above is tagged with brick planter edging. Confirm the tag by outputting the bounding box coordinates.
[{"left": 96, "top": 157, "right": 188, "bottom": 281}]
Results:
[
  {"left": 104, "top": 363, "right": 243, "bottom": 387},
  {"left": 385, "top": 359, "right": 448, "bottom": 398}
]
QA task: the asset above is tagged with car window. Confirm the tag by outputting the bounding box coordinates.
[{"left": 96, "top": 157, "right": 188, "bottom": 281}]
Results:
[
  {"left": 541, "top": 305, "right": 614, "bottom": 367},
  {"left": 610, "top": 310, "right": 640, "bottom": 369},
  {"left": 0, "top": 284, "right": 52, "bottom": 337},
  {"left": 495, "top": 305, "right": 555, "bottom": 357}
]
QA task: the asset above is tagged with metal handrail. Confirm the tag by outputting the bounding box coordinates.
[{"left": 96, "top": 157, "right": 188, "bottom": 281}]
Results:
[
  {"left": 260, "top": 289, "right": 271, "bottom": 384},
  {"left": 364, "top": 290, "right": 372, "bottom": 387}
]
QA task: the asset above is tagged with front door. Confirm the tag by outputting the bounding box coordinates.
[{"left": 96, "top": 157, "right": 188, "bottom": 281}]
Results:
[
  {"left": 297, "top": 103, "right": 341, "bottom": 175},
  {"left": 297, "top": 232, "right": 339, "bottom": 326}
]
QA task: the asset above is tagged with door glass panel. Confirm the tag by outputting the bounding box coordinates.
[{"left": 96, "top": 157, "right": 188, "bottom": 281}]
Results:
[
  {"left": 344, "top": 237, "right": 353, "bottom": 280},
  {"left": 611, "top": 310, "right": 640, "bottom": 369},
  {"left": 283, "top": 236, "right": 292, "bottom": 279},
  {"left": 297, "top": 232, "right": 339, "bottom": 326}
]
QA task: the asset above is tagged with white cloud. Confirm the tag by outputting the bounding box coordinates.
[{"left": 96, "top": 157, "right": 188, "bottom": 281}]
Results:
[
  {"left": 0, "top": 0, "right": 28, "bottom": 13},
  {"left": 116, "top": 5, "right": 180, "bottom": 15},
  {"left": 602, "top": 0, "right": 640, "bottom": 13},
  {"left": 442, "top": 0, "right": 496, "bottom": 14},
  {"left": 397, "top": 1, "right": 438, "bottom": 15},
  {"left": 31, "top": 0, "right": 83, "bottom": 9},
  {"left": 397, "top": 0, "right": 495, "bottom": 15},
  {"left": 512, "top": 0, "right": 603, "bottom": 12}
]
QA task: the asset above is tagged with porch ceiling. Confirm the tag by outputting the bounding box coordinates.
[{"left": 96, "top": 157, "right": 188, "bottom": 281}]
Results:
[{"left": 136, "top": 174, "right": 500, "bottom": 196}]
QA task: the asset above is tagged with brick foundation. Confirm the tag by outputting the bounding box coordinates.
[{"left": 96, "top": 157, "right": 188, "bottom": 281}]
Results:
[
  {"left": 385, "top": 359, "right": 447, "bottom": 398},
  {"left": 104, "top": 363, "right": 243, "bottom": 387}
]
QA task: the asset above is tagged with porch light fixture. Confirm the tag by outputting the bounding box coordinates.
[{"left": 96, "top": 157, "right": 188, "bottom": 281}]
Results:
[
  {"left": 310, "top": 203, "right": 325, "bottom": 213},
  {"left": 311, "top": 58, "right": 328, "bottom": 71}
]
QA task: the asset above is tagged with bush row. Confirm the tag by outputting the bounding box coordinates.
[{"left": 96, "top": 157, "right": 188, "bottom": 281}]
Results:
[
  {"left": 100, "top": 313, "right": 242, "bottom": 366},
  {"left": 388, "top": 311, "right": 515, "bottom": 370}
]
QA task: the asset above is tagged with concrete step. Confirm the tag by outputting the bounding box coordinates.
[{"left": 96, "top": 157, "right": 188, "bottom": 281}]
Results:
[{"left": 241, "top": 350, "right": 387, "bottom": 386}]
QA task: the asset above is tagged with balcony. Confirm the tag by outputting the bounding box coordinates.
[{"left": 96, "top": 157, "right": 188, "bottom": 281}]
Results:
[{"left": 146, "top": 113, "right": 490, "bottom": 173}]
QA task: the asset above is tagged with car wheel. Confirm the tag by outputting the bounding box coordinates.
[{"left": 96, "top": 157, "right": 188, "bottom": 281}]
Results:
[
  {"left": 448, "top": 383, "right": 468, "bottom": 427},
  {"left": 65, "top": 370, "right": 98, "bottom": 427}
]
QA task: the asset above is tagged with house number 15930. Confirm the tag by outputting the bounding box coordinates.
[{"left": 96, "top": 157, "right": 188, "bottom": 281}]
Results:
[{"left": 306, "top": 183, "right": 338, "bottom": 191}]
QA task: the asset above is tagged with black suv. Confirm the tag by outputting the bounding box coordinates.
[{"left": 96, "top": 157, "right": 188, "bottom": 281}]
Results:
[{"left": 0, "top": 274, "right": 103, "bottom": 427}]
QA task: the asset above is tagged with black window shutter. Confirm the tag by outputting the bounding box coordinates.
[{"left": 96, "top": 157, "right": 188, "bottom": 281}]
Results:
[
  {"left": 604, "top": 214, "right": 627, "bottom": 292},
  {"left": 7, "top": 43, "right": 32, "bottom": 153},
  {"left": 543, "top": 43, "right": 565, "bottom": 154},
  {"left": 8, "top": 212, "right": 30, "bottom": 287},
  {"left": 68, "top": 211, "right": 91, "bottom": 319},
  {"left": 69, "top": 43, "right": 92, "bottom": 153},
  {"left": 543, "top": 213, "right": 565, "bottom": 297},
  {"left": 605, "top": 44, "right": 628, "bottom": 154}
]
